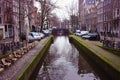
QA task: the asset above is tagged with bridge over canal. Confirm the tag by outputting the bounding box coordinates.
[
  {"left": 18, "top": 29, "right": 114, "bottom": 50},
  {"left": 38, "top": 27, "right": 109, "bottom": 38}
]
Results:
[{"left": 52, "top": 28, "right": 69, "bottom": 36}]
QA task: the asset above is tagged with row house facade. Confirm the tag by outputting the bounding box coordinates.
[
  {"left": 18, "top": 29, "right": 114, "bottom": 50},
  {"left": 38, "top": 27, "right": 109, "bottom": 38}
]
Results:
[
  {"left": 1, "top": 0, "right": 19, "bottom": 42},
  {"left": 112, "top": 0, "right": 120, "bottom": 39},
  {"left": 0, "top": 0, "right": 5, "bottom": 39},
  {"left": 0, "top": 0, "right": 39, "bottom": 42},
  {"left": 103, "top": 0, "right": 112, "bottom": 40},
  {"left": 85, "top": 3, "right": 97, "bottom": 32},
  {"left": 102, "top": 0, "right": 120, "bottom": 48},
  {"left": 96, "top": 0, "right": 104, "bottom": 40},
  {"left": 78, "top": 0, "right": 87, "bottom": 30},
  {"left": 79, "top": 0, "right": 120, "bottom": 48},
  {"left": 79, "top": 0, "right": 97, "bottom": 31}
]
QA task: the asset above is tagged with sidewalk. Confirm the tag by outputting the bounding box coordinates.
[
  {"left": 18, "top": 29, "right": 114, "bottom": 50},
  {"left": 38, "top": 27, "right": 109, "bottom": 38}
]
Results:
[
  {"left": 0, "top": 37, "right": 49, "bottom": 80},
  {"left": 72, "top": 35, "right": 120, "bottom": 72},
  {"left": 85, "top": 39, "right": 120, "bottom": 70}
]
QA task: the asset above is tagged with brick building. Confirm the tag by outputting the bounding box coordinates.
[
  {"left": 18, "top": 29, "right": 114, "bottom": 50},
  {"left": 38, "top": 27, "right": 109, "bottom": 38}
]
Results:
[
  {"left": 96, "top": 0, "right": 104, "bottom": 40},
  {"left": 85, "top": 3, "right": 97, "bottom": 32},
  {"left": 79, "top": 0, "right": 97, "bottom": 31},
  {"left": 102, "top": 0, "right": 120, "bottom": 48},
  {"left": 0, "top": 0, "right": 38, "bottom": 41},
  {"left": 112, "top": 0, "right": 120, "bottom": 38},
  {"left": 0, "top": 0, "right": 19, "bottom": 41},
  {"left": 78, "top": 0, "right": 86, "bottom": 30},
  {"left": 78, "top": 0, "right": 120, "bottom": 48},
  {"left": 0, "top": 0, "right": 5, "bottom": 39}
]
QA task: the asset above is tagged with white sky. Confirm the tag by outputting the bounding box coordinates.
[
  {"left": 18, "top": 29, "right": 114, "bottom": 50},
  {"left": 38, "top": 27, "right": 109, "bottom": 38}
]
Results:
[
  {"left": 35, "top": 0, "right": 78, "bottom": 20},
  {"left": 52, "top": 0, "right": 78, "bottom": 20}
]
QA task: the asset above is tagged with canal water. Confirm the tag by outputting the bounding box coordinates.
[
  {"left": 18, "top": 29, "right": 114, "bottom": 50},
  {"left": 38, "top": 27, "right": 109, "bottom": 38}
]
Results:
[{"left": 36, "top": 36, "right": 110, "bottom": 80}]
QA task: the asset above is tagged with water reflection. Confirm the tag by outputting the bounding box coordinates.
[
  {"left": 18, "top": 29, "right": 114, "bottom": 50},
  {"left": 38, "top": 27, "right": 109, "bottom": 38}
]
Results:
[{"left": 36, "top": 36, "right": 101, "bottom": 80}]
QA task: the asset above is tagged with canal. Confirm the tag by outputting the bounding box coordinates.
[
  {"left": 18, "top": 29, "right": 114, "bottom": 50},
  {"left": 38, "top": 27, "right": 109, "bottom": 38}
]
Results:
[{"left": 36, "top": 36, "right": 110, "bottom": 80}]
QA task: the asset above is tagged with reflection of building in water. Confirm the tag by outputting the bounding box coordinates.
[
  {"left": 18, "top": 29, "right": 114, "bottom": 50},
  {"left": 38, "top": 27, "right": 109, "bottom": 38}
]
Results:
[
  {"left": 36, "top": 54, "right": 51, "bottom": 80},
  {"left": 77, "top": 54, "right": 100, "bottom": 80},
  {"left": 78, "top": 54, "right": 93, "bottom": 74},
  {"left": 36, "top": 36, "right": 101, "bottom": 80}
]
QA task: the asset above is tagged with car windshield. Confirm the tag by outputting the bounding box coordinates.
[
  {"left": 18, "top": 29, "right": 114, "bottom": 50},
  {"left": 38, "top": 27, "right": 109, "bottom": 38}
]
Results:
[
  {"left": 76, "top": 30, "right": 80, "bottom": 33},
  {"left": 88, "top": 33, "right": 98, "bottom": 36}
]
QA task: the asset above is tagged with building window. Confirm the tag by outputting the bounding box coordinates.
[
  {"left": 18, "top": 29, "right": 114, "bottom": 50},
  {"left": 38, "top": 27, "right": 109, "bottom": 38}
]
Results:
[
  {"left": 117, "top": 8, "right": 119, "bottom": 15},
  {"left": 0, "top": 17, "right": 2, "bottom": 24},
  {"left": 5, "top": 25, "right": 7, "bottom": 32},
  {"left": 0, "top": 7, "right": 1, "bottom": 14}
]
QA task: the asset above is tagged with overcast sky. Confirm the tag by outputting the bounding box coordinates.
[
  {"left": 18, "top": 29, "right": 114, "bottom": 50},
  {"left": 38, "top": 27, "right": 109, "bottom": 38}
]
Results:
[
  {"left": 35, "top": 0, "right": 78, "bottom": 20},
  {"left": 52, "top": 0, "right": 78, "bottom": 20}
]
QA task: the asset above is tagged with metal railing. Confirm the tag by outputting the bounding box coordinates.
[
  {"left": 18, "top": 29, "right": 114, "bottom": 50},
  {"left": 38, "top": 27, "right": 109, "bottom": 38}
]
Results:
[{"left": 0, "top": 41, "right": 27, "bottom": 55}]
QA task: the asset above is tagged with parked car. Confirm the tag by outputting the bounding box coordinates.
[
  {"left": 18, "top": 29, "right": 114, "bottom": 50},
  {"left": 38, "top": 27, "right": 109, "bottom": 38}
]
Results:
[
  {"left": 27, "top": 34, "right": 35, "bottom": 43},
  {"left": 42, "top": 29, "right": 50, "bottom": 36},
  {"left": 82, "top": 33, "right": 100, "bottom": 40},
  {"left": 79, "top": 31, "right": 89, "bottom": 36},
  {"left": 38, "top": 32, "right": 45, "bottom": 39},
  {"left": 75, "top": 30, "right": 81, "bottom": 36},
  {"left": 29, "top": 32, "right": 41, "bottom": 40}
]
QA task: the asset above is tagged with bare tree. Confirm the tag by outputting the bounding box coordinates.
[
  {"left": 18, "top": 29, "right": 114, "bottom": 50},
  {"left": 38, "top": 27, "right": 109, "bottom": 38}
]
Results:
[
  {"left": 65, "top": 0, "right": 79, "bottom": 31},
  {"left": 50, "top": 14, "right": 60, "bottom": 27},
  {"left": 19, "top": 0, "right": 38, "bottom": 41},
  {"left": 37, "top": 0, "right": 57, "bottom": 31}
]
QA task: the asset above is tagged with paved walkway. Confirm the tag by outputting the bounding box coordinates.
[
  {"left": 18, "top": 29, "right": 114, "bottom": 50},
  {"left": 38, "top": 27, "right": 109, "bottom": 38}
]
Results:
[
  {"left": 0, "top": 37, "right": 49, "bottom": 80},
  {"left": 72, "top": 35, "right": 120, "bottom": 72}
]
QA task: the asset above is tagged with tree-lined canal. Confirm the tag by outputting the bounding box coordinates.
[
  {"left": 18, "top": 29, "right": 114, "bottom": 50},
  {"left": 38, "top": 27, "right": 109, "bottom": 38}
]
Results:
[{"left": 36, "top": 36, "right": 110, "bottom": 80}]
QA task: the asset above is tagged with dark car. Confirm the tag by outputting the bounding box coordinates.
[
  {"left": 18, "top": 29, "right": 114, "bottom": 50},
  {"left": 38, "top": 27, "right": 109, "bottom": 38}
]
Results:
[{"left": 82, "top": 33, "right": 100, "bottom": 40}]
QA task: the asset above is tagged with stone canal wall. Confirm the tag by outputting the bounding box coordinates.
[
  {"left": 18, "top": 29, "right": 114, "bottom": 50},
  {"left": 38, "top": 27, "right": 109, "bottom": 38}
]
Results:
[
  {"left": 17, "top": 36, "right": 53, "bottom": 80},
  {"left": 69, "top": 35, "right": 120, "bottom": 80}
]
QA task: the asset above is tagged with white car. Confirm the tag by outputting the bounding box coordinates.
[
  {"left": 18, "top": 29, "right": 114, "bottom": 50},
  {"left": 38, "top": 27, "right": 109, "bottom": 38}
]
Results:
[
  {"left": 79, "top": 31, "right": 89, "bottom": 36},
  {"left": 38, "top": 32, "right": 45, "bottom": 39},
  {"left": 75, "top": 30, "right": 81, "bottom": 36},
  {"left": 42, "top": 29, "right": 50, "bottom": 36},
  {"left": 29, "top": 32, "right": 41, "bottom": 40}
]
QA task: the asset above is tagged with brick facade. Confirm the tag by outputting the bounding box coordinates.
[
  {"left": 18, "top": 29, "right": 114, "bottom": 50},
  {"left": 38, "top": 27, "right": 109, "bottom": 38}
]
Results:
[{"left": 0, "top": 0, "right": 38, "bottom": 42}]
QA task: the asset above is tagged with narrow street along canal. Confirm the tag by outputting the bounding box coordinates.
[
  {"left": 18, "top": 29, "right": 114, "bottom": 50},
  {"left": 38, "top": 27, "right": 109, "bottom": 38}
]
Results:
[{"left": 36, "top": 36, "right": 110, "bottom": 80}]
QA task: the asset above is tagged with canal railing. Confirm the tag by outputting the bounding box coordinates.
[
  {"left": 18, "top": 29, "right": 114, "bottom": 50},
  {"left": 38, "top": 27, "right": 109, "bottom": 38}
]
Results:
[{"left": 0, "top": 40, "right": 27, "bottom": 55}]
